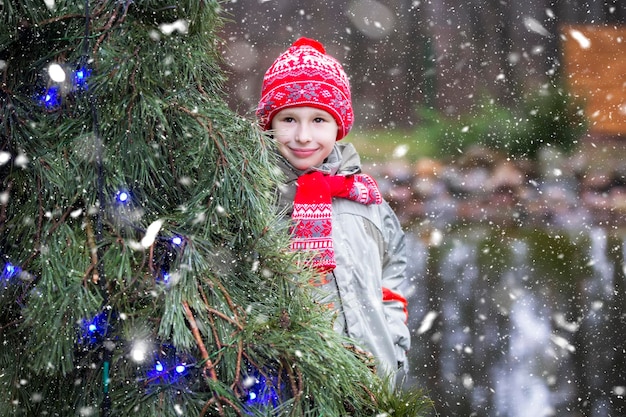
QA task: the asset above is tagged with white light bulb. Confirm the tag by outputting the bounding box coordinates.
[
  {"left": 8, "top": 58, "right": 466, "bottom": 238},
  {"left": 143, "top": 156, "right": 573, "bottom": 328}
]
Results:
[
  {"left": 130, "top": 341, "right": 148, "bottom": 363},
  {"left": 48, "top": 63, "right": 66, "bottom": 82}
]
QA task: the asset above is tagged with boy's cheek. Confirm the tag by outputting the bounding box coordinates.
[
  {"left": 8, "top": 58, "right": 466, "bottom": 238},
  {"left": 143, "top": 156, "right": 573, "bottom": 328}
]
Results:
[{"left": 276, "top": 143, "right": 290, "bottom": 157}]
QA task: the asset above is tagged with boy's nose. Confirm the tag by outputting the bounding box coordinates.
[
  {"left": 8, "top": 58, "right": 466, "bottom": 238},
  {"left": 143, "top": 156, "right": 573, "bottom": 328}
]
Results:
[{"left": 295, "top": 123, "right": 312, "bottom": 142}]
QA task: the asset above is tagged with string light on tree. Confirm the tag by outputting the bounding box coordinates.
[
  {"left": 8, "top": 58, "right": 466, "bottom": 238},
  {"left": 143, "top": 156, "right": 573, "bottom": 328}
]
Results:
[
  {"left": 243, "top": 370, "right": 281, "bottom": 409},
  {"left": 40, "top": 63, "right": 66, "bottom": 109},
  {"left": 130, "top": 340, "right": 149, "bottom": 363},
  {"left": 41, "top": 85, "right": 61, "bottom": 109},
  {"left": 74, "top": 66, "right": 91, "bottom": 90},
  {"left": 1, "top": 262, "right": 21, "bottom": 281},
  {"left": 144, "top": 345, "right": 191, "bottom": 384},
  {"left": 78, "top": 310, "right": 115, "bottom": 347},
  {"left": 116, "top": 190, "right": 130, "bottom": 204},
  {"left": 38, "top": 63, "right": 91, "bottom": 109},
  {"left": 159, "top": 270, "right": 171, "bottom": 284},
  {"left": 48, "top": 63, "right": 66, "bottom": 83}
]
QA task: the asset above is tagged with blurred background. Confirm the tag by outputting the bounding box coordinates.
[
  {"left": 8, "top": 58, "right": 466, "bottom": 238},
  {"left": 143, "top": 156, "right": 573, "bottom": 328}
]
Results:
[
  {"left": 218, "top": 1, "right": 626, "bottom": 416},
  {"left": 220, "top": 0, "right": 622, "bottom": 133}
]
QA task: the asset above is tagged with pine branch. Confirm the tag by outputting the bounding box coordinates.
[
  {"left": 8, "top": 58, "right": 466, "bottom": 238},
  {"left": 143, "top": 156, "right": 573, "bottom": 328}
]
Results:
[
  {"left": 92, "top": 2, "right": 129, "bottom": 54},
  {"left": 182, "top": 300, "right": 217, "bottom": 381},
  {"left": 177, "top": 105, "right": 227, "bottom": 166},
  {"left": 84, "top": 218, "right": 100, "bottom": 284},
  {"left": 37, "top": 13, "right": 84, "bottom": 27}
]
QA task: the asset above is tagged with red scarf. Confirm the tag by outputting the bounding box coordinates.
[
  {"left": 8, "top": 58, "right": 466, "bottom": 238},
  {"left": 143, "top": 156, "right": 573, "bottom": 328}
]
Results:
[{"left": 290, "top": 171, "right": 383, "bottom": 273}]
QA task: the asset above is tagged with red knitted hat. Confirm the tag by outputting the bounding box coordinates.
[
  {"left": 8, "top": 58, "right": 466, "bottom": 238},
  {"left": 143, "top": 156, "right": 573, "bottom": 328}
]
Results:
[{"left": 257, "top": 37, "right": 354, "bottom": 140}]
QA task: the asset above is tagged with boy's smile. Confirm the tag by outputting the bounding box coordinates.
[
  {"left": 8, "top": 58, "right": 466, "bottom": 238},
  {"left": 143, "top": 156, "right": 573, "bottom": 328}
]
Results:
[{"left": 271, "top": 106, "right": 339, "bottom": 171}]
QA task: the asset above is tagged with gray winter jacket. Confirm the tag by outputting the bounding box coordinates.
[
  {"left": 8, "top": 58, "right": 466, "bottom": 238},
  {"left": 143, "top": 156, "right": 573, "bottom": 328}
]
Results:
[{"left": 275, "top": 142, "right": 411, "bottom": 384}]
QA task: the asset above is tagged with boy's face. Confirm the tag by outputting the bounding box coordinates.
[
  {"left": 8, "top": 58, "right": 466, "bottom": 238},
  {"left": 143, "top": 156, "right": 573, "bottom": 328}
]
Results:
[{"left": 271, "top": 106, "right": 338, "bottom": 171}]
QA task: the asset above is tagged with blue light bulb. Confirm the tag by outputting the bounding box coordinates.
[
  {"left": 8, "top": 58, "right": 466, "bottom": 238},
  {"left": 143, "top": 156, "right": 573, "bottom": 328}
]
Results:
[
  {"left": 116, "top": 191, "right": 129, "bottom": 203},
  {"left": 175, "top": 364, "right": 185, "bottom": 374},
  {"left": 41, "top": 86, "right": 61, "bottom": 109},
  {"left": 74, "top": 67, "right": 91, "bottom": 89},
  {"left": 171, "top": 236, "right": 183, "bottom": 246},
  {"left": 45, "top": 90, "right": 55, "bottom": 102},
  {"left": 155, "top": 361, "right": 164, "bottom": 372},
  {"left": 88, "top": 323, "right": 97, "bottom": 333},
  {"left": 2, "top": 262, "right": 19, "bottom": 279}
]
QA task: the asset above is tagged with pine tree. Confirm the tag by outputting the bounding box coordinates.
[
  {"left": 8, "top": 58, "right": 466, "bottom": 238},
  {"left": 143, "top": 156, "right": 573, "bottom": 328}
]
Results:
[{"left": 0, "top": 1, "right": 429, "bottom": 416}]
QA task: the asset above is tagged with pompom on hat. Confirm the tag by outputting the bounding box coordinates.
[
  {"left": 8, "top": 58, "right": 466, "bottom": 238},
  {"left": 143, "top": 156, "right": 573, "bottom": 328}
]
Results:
[{"left": 257, "top": 37, "right": 354, "bottom": 140}]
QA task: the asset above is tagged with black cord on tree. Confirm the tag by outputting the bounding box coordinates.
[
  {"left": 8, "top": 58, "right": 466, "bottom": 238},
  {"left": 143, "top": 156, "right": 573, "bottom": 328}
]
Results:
[{"left": 80, "top": 1, "right": 112, "bottom": 415}]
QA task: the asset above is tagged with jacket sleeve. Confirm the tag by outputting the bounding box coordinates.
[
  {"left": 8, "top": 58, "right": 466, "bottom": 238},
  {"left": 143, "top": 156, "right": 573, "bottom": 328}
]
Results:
[{"left": 379, "top": 201, "right": 411, "bottom": 370}]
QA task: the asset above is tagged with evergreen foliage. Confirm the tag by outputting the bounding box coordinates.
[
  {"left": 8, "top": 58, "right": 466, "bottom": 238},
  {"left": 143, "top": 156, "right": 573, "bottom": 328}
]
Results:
[
  {"left": 0, "top": 1, "right": 429, "bottom": 416},
  {"left": 412, "top": 86, "right": 587, "bottom": 160}
]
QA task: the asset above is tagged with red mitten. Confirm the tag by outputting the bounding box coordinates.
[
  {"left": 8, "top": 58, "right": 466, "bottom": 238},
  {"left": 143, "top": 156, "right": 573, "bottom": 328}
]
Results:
[{"left": 327, "top": 174, "right": 382, "bottom": 204}]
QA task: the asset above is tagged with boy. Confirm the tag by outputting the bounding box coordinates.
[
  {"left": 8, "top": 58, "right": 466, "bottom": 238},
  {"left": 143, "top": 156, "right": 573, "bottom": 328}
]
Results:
[{"left": 257, "top": 37, "right": 410, "bottom": 386}]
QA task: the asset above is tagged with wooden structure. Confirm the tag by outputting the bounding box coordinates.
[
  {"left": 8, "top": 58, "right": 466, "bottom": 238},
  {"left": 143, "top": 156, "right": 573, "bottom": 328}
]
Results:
[{"left": 562, "top": 25, "right": 626, "bottom": 135}]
